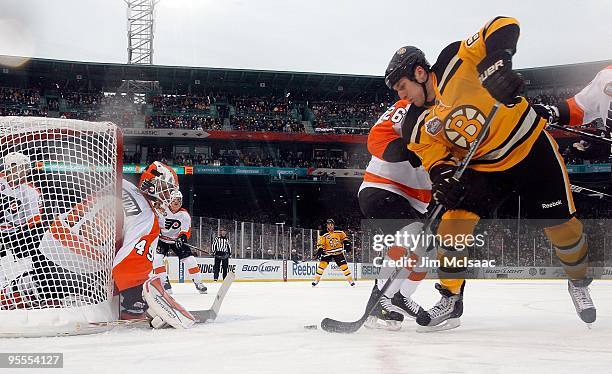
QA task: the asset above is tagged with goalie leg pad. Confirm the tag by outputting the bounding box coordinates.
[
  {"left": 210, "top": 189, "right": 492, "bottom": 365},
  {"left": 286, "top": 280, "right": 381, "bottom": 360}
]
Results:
[{"left": 143, "top": 275, "right": 196, "bottom": 329}]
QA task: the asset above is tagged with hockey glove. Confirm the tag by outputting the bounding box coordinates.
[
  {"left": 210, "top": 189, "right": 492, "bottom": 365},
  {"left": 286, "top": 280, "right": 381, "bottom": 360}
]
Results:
[
  {"left": 532, "top": 104, "right": 560, "bottom": 128},
  {"left": 175, "top": 234, "right": 186, "bottom": 248},
  {"left": 477, "top": 50, "right": 524, "bottom": 105},
  {"left": 316, "top": 248, "right": 325, "bottom": 260},
  {"left": 430, "top": 164, "right": 465, "bottom": 209},
  {"left": 343, "top": 241, "right": 352, "bottom": 252}
]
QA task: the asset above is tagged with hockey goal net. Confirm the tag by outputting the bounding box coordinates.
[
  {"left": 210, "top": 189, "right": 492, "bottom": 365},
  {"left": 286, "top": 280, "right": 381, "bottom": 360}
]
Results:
[{"left": 0, "top": 116, "right": 122, "bottom": 337}]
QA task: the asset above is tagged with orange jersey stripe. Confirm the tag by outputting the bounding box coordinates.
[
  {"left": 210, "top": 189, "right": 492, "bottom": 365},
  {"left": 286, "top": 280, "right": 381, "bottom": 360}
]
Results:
[
  {"left": 363, "top": 171, "right": 431, "bottom": 203},
  {"left": 27, "top": 215, "right": 41, "bottom": 227},
  {"left": 49, "top": 217, "right": 104, "bottom": 262},
  {"left": 113, "top": 218, "right": 160, "bottom": 292},
  {"left": 566, "top": 97, "right": 585, "bottom": 127},
  {"left": 367, "top": 123, "right": 399, "bottom": 159}
]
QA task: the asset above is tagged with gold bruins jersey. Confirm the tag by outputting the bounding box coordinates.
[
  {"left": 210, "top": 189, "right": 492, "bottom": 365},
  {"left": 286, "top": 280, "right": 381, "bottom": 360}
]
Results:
[
  {"left": 317, "top": 230, "right": 348, "bottom": 255},
  {"left": 406, "top": 16, "right": 547, "bottom": 173}
]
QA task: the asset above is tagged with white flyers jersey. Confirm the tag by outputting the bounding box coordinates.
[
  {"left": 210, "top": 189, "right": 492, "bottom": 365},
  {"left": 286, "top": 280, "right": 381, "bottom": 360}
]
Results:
[
  {"left": 113, "top": 180, "right": 160, "bottom": 270},
  {"left": 565, "top": 66, "right": 612, "bottom": 128},
  {"left": 0, "top": 174, "right": 43, "bottom": 233},
  {"left": 359, "top": 157, "right": 432, "bottom": 214},
  {"left": 159, "top": 208, "right": 191, "bottom": 243},
  {"left": 358, "top": 100, "right": 432, "bottom": 214}
]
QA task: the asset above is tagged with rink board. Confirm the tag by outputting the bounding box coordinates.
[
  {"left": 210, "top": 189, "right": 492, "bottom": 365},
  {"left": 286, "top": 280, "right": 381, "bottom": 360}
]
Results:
[{"left": 164, "top": 257, "right": 612, "bottom": 282}]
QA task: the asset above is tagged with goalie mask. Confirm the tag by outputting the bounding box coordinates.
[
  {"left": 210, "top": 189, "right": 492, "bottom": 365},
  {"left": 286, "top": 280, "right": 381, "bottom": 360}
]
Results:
[{"left": 139, "top": 162, "right": 179, "bottom": 212}]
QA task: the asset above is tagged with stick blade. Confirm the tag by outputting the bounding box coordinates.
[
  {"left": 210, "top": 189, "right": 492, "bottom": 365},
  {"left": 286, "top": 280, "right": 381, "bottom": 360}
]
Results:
[
  {"left": 192, "top": 271, "right": 236, "bottom": 323},
  {"left": 320, "top": 317, "right": 364, "bottom": 333}
]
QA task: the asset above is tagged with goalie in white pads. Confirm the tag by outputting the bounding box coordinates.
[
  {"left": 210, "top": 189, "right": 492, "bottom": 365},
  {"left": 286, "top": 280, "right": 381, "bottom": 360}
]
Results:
[
  {"left": 1, "top": 159, "right": 198, "bottom": 329},
  {"left": 152, "top": 190, "right": 207, "bottom": 294},
  {"left": 115, "top": 162, "right": 196, "bottom": 328}
]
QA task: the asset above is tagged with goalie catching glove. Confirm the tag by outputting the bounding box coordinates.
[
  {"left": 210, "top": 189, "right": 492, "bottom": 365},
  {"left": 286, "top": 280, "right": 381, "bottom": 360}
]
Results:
[{"left": 143, "top": 275, "right": 197, "bottom": 329}]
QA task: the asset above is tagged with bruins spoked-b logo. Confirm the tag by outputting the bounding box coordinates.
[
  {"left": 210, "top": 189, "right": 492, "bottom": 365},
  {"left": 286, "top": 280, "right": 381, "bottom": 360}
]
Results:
[{"left": 444, "top": 105, "right": 485, "bottom": 149}]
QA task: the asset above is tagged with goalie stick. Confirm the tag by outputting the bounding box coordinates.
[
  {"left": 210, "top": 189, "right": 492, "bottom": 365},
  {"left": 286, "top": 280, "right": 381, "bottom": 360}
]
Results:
[
  {"left": 83, "top": 271, "right": 235, "bottom": 330},
  {"left": 320, "top": 102, "right": 501, "bottom": 333}
]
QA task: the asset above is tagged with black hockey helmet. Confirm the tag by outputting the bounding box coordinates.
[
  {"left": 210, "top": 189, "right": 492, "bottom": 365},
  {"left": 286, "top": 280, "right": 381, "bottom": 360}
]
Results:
[
  {"left": 384, "top": 46, "right": 430, "bottom": 90},
  {"left": 326, "top": 218, "right": 335, "bottom": 225}
]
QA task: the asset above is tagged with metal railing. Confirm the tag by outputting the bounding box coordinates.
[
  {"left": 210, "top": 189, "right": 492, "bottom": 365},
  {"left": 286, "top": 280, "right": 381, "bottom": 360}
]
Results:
[{"left": 188, "top": 217, "right": 612, "bottom": 267}]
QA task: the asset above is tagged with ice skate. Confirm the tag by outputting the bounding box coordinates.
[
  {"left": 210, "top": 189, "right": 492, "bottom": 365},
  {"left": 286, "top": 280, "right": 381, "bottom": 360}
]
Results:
[
  {"left": 568, "top": 277, "right": 596, "bottom": 325},
  {"left": 162, "top": 278, "right": 173, "bottom": 295},
  {"left": 364, "top": 286, "right": 404, "bottom": 331},
  {"left": 416, "top": 282, "right": 463, "bottom": 332},
  {"left": 194, "top": 281, "right": 208, "bottom": 294},
  {"left": 382, "top": 292, "right": 424, "bottom": 320}
]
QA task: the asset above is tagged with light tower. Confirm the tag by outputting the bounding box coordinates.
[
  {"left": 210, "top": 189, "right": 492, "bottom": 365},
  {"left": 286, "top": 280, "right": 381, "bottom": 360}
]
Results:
[
  {"left": 125, "top": 0, "right": 157, "bottom": 65},
  {"left": 120, "top": 0, "right": 160, "bottom": 103}
]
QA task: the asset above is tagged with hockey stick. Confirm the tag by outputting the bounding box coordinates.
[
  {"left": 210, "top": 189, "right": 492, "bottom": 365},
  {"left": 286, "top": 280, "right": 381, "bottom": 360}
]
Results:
[
  {"left": 86, "top": 271, "right": 236, "bottom": 329},
  {"left": 549, "top": 124, "right": 612, "bottom": 144},
  {"left": 190, "top": 271, "right": 235, "bottom": 322},
  {"left": 320, "top": 102, "right": 501, "bottom": 333},
  {"left": 570, "top": 184, "right": 612, "bottom": 201},
  {"left": 185, "top": 243, "right": 212, "bottom": 256}
]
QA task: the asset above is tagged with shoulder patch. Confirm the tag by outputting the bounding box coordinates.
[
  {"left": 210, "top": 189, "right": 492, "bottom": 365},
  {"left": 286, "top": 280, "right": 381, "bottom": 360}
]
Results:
[{"left": 425, "top": 117, "right": 443, "bottom": 136}]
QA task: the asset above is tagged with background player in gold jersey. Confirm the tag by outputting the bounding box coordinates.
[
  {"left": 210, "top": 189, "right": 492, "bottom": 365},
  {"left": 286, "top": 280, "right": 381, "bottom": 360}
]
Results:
[
  {"left": 312, "top": 219, "right": 354, "bottom": 287},
  {"left": 383, "top": 16, "right": 595, "bottom": 330}
]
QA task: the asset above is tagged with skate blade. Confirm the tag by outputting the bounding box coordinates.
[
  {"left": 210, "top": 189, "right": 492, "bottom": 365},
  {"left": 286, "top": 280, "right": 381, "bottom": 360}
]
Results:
[
  {"left": 364, "top": 316, "right": 402, "bottom": 331},
  {"left": 416, "top": 318, "right": 460, "bottom": 333}
]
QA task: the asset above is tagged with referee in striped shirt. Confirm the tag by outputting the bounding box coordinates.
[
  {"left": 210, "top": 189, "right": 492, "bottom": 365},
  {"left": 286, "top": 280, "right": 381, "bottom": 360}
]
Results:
[{"left": 212, "top": 228, "right": 232, "bottom": 281}]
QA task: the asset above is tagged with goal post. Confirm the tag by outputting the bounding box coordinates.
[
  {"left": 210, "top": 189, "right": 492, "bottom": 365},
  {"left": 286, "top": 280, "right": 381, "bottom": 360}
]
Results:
[{"left": 0, "top": 116, "right": 123, "bottom": 337}]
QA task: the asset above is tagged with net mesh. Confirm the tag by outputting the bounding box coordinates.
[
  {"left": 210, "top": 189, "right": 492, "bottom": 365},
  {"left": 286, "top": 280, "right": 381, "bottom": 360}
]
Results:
[{"left": 0, "top": 116, "right": 120, "bottom": 336}]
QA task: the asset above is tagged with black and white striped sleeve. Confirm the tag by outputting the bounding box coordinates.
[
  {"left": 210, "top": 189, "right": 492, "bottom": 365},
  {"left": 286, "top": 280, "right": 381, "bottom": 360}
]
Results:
[{"left": 212, "top": 236, "right": 231, "bottom": 254}]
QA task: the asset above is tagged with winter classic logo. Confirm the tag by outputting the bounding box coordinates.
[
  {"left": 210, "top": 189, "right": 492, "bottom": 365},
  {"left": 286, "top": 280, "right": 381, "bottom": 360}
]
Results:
[
  {"left": 444, "top": 105, "right": 485, "bottom": 149},
  {"left": 425, "top": 117, "right": 443, "bottom": 136}
]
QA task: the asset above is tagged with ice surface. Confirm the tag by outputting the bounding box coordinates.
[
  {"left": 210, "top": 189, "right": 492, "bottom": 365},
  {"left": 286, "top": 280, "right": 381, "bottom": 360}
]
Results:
[{"left": 3, "top": 279, "right": 611, "bottom": 374}]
